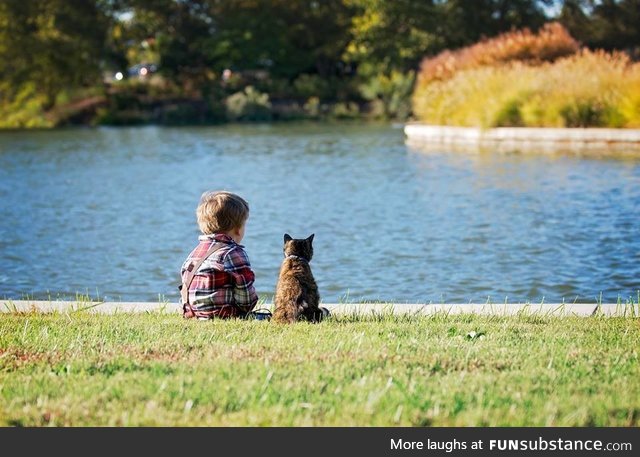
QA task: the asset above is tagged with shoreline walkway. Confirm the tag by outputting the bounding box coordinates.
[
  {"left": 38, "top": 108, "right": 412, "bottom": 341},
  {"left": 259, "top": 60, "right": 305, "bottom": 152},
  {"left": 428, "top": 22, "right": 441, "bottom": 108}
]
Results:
[{"left": 1, "top": 300, "right": 637, "bottom": 317}]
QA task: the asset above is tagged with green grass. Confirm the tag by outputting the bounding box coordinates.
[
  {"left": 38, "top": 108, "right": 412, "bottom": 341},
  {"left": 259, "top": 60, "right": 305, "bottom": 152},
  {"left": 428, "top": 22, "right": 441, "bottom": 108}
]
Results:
[{"left": 0, "top": 312, "right": 638, "bottom": 426}]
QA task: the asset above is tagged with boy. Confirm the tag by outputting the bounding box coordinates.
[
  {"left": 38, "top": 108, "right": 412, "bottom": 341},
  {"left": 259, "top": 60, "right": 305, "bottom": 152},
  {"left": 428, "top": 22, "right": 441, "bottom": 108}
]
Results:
[{"left": 180, "top": 191, "right": 258, "bottom": 319}]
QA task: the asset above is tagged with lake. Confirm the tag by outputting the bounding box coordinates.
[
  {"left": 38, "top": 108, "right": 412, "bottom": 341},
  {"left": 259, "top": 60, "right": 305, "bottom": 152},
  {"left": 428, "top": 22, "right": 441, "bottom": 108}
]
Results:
[{"left": 0, "top": 123, "right": 638, "bottom": 304}]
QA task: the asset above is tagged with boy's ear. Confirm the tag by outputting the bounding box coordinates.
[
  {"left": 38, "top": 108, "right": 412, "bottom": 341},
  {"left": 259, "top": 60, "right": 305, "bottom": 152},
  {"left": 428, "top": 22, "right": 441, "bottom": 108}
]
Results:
[
  {"left": 284, "top": 233, "right": 293, "bottom": 243},
  {"left": 307, "top": 233, "right": 315, "bottom": 243}
]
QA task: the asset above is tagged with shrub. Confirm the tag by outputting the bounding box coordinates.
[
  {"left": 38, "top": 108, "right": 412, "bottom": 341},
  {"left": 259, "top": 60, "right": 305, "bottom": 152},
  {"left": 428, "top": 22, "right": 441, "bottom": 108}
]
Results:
[
  {"left": 303, "top": 96, "right": 321, "bottom": 118},
  {"left": 157, "top": 103, "right": 200, "bottom": 125},
  {"left": 416, "top": 22, "right": 579, "bottom": 89},
  {"left": 412, "top": 23, "right": 640, "bottom": 128},
  {"left": 225, "top": 86, "right": 272, "bottom": 122},
  {"left": 412, "top": 50, "right": 640, "bottom": 128},
  {"left": 617, "top": 72, "right": 640, "bottom": 128},
  {"left": 94, "top": 107, "right": 150, "bottom": 126},
  {"left": 359, "top": 70, "right": 415, "bottom": 120},
  {"left": 331, "top": 101, "right": 360, "bottom": 119},
  {"left": 292, "top": 74, "right": 332, "bottom": 100},
  {"left": 0, "top": 83, "right": 53, "bottom": 128}
]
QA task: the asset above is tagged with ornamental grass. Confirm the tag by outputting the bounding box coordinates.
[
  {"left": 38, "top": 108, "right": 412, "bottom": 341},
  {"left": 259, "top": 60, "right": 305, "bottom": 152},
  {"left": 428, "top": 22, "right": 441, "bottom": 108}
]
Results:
[
  {"left": 412, "top": 24, "right": 640, "bottom": 128},
  {"left": 416, "top": 22, "right": 579, "bottom": 87}
]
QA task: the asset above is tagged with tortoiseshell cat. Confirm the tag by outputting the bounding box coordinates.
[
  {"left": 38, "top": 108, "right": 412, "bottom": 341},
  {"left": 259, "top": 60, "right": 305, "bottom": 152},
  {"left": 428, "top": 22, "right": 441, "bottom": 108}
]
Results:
[{"left": 273, "top": 233, "right": 326, "bottom": 323}]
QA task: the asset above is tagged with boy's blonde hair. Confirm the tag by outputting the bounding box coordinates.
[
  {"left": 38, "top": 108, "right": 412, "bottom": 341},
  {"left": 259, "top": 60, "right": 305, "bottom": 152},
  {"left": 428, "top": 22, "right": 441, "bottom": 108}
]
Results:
[{"left": 197, "top": 191, "right": 249, "bottom": 234}]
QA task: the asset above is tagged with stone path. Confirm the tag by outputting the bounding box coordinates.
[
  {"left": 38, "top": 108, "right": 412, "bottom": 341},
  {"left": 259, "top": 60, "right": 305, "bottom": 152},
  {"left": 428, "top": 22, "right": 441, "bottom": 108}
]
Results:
[{"left": 1, "top": 300, "right": 638, "bottom": 317}]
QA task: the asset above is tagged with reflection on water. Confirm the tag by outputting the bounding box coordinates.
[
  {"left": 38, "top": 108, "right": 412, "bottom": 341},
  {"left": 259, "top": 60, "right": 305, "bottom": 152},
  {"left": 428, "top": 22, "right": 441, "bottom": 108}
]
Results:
[{"left": 0, "top": 123, "right": 639, "bottom": 304}]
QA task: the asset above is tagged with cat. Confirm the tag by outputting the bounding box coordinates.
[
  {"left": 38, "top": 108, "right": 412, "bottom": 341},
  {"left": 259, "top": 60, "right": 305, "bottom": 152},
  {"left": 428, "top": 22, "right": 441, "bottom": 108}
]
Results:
[{"left": 273, "top": 233, "right": 326, "bottom": 323}]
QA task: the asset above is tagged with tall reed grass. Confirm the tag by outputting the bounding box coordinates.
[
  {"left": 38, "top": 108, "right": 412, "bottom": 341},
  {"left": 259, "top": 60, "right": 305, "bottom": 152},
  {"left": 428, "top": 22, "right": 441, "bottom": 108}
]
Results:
[
  {"left": 417, "top": 23, "right": 579, "bottom": 86},
  {"left": 412, "top": 24, "right": 640, "bottom": 128}
]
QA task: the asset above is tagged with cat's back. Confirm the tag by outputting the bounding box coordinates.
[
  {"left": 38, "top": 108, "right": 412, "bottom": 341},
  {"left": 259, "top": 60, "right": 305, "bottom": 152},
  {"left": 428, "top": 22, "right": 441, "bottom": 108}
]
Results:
[
  {"left": 278, "top": 256, "right": 310, "bottom": 277},
  {"left": 273, "top": 233, "right": 320, "bottom": 323}
]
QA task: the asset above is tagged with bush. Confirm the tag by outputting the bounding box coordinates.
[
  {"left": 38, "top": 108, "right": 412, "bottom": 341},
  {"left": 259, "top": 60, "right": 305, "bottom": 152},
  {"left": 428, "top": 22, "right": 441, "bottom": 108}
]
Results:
[
  {"left": 225, "top": 86, "right": 272, "bottom": 122},
  {"left": 412, "top": 50, "right": 640, "bottom": 128},
  {"left": 303, "top": 96, "right": 322, "bottom": 118},
  {"left": 0, "top": 83, "right": 53, "bottom": 128},
  {"left": 331, "top": 101, "right": 360, "bottom": 119},
  {"left": 94, "top": 107, "right": 150, "bottom": 126},
  {"left": 292, "top": 74, "right": 332, "bottom": 100},
  {"left": 359, "top": 70, "right": 415, "bottom": 120},
  {"left": 416, "top": 22, "right": 579, "bottom": 89},
  {"left": 157, "top": 103, "right": 200, "bottom": 125}
]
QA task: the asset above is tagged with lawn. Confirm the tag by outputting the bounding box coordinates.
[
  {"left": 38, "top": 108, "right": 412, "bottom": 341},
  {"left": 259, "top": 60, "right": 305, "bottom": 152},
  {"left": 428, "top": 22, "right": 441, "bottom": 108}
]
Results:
[{"left": 0, "top": 311, "right": 638, "bottom": 426}]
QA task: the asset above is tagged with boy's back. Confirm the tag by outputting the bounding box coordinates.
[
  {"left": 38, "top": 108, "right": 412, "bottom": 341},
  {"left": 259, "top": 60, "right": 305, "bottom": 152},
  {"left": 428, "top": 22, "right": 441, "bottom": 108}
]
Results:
[{"left": 180, "top": 191, "right": 257, "bottom": 319}]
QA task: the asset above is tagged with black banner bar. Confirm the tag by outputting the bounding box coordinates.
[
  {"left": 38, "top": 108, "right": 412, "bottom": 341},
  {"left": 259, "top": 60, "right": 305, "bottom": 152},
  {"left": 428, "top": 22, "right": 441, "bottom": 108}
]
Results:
[{"left": 1, "top": 427, "right": 638, "bottom": 457}]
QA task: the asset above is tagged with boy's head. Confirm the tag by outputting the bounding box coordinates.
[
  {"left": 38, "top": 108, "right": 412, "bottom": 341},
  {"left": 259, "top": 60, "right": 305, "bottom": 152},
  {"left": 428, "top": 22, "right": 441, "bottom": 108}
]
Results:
[{"left": 197, "top": 191, "right": 249, "bottom": 240}]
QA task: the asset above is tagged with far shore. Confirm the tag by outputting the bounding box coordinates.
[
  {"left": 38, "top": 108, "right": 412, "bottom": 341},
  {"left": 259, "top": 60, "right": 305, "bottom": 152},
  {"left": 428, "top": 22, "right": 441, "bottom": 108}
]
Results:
[{"left": 404, "top": 123, "right": 640, "bottom": 156}]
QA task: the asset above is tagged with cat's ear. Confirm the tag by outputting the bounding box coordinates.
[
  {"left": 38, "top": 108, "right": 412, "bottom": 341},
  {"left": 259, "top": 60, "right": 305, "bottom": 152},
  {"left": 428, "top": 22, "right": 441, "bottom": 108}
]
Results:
[
  {"left": 306, "top": 233, "right": 315, "bottom": 243},
  {"left": 284, "top": 233, "right": 293, "bottom": 243}
]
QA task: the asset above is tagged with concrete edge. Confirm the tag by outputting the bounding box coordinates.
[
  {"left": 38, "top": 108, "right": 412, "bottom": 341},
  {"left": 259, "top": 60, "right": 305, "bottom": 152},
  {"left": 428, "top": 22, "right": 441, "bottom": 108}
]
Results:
[
  {"left": 1, "top": 300, "right": 638, "bottom": 317},
  {"left": 404, "top": 123, "right": 640, "bottom": 155}
]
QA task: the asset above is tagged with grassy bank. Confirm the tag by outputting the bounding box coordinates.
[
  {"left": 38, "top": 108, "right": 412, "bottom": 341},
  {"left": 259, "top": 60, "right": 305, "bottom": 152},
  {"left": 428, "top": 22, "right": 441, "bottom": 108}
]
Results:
[{"left": 1, "top": 312, "right": 638, "bottom": 426}]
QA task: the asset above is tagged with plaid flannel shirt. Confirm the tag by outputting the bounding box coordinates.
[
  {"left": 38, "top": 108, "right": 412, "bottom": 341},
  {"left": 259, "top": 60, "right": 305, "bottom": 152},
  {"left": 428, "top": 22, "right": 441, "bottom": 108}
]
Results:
[{"left": 181, "top": 233, "right": 258, "bottom": 318}]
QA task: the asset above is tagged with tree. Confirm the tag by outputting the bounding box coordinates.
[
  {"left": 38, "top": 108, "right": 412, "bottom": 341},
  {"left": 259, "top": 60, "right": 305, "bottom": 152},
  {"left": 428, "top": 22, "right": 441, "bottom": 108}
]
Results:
[
  {"left": 119, "top": 0, "right": 354, "bottom": 93},
  {"left": 344, "top": 0, "right": 441, "bottom": 75},
  {"left": 436, "top": 0, "right": 551, "bottom": 50},
  {"left": 0, "top": 0, "right": 111, "bottom": 108},
  {"left": 559, "top": 0, "right": 640, "bottom": 53}
]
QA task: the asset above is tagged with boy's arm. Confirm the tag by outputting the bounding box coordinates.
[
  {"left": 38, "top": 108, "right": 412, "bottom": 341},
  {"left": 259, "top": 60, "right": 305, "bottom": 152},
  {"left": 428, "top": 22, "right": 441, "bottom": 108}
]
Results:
[{"left": 223, "top": 247, "right": 258, "bottom": 313}]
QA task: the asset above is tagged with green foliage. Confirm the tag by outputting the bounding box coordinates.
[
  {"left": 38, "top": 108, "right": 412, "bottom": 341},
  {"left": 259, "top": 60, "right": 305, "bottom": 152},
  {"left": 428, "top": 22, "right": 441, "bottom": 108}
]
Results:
[
  {"left": 225, "top": 86, "right": 272, "bottom": 122},
  {"left": 619, "top": 81, "right": 640, "bottom": 128},
  {"left": 560, "top": 0, "right": 640, "bottom": 53},
  {"left": 331, "top": 101, "right": 361, "bottom": 119},
  {"left": 359, "top": 70, "right": 415, "bottom": 120},
  {"left": 438, "top": 0, "right": 549, "bottom": 49},
  {"left": 494, "top": 98, "right": 525, "bottom": 127},
  {"left": 0, "top": 0, "right": 111, "bottom": 108},
  {"left": 343, "top": 0, "right": 442, "bottom": 75},
  {"left": 0, "top": 83, "right": 53, "bottom": 128},
  {"left": 292, "top": 74, "right": 333, "bottom": 100},
  {"left": 94, "top": 108, "right": 149, "bottom": 126},
  {"left": 559, "top": 100, "right": 607, "bottom": 128},
  {"left": 1, "top": 0, "right": 639, "bottom": 127},
  {"left": 303, "top": 97, "right": 322, "bottom": 118},
  {"left": 157, "top": 103, "right": 200, "bottom": 126}
]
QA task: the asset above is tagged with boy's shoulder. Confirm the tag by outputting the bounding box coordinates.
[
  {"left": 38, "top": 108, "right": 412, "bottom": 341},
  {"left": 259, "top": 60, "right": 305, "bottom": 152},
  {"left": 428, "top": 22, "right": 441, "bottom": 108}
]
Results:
[
  {"left": 197, "top": 234, "right": 251, "bottom": 266},
  {"left": 223, "top": 243, "right": 251, "bottom": 266},
  {"left": 198, "top": 233, "right": 236, "bottom": 248}
]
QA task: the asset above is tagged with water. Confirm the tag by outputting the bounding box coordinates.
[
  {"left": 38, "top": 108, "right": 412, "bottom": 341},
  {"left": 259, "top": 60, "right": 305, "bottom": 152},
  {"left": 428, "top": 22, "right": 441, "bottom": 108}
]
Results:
[{"left": 1, "top": 123, "right": 638, "bottom": 304}]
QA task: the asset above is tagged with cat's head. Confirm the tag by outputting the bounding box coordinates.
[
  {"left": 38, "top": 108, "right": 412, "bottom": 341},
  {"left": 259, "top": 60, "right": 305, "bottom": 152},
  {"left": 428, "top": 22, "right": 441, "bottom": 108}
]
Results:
[{"left": 283, "top": 233, "right": 314, "bottom": 261}]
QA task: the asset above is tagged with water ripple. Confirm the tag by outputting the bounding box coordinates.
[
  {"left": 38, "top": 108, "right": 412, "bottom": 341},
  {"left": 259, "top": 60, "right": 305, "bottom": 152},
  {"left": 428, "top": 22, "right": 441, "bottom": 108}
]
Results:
[{"left": 1, "top": 124, "right": 639, "bottom": 303}]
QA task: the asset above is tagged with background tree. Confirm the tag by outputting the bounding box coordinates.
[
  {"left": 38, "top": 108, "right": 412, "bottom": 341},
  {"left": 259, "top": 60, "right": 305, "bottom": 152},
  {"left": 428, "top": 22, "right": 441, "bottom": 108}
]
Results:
[
  {"left": 559, "top": 0, "right": 640, "bottom": 53},
  {"left": 436, "top": 0, "right": 551, "bottom": 50},
  {"left": 0, "top": 0, "right": 111, "bottom": 108},
  {"left": 2, "top": 0, "right": 639, "bottom": 126}
]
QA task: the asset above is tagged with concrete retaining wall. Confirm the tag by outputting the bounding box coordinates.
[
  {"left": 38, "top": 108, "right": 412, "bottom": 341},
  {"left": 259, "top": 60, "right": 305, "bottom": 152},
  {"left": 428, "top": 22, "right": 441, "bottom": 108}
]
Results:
[{"left": 404, "top": 124, "right": 640, "bottom": 156}]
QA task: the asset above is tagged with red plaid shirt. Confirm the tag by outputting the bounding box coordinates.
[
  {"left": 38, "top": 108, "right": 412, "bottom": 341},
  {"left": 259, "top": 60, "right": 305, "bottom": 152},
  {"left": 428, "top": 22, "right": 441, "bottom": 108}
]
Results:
[{"left": 180, "top": 233, "right": 258, "bottom": 318}]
